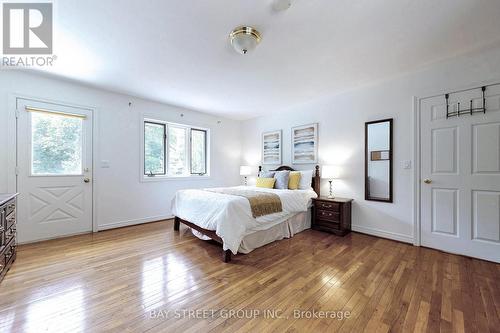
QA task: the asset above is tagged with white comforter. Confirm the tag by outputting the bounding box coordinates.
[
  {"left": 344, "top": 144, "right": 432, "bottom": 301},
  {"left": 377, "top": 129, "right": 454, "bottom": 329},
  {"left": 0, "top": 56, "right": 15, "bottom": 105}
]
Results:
[{"left": 171, "top": 186, "right": 317, "bottom": 254}]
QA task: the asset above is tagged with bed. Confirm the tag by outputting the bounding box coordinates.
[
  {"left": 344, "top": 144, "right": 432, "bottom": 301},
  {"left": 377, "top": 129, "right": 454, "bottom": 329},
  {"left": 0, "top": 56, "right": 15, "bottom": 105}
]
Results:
[{"left": 172, "top": 165, "right": 321, "bottom": 262}]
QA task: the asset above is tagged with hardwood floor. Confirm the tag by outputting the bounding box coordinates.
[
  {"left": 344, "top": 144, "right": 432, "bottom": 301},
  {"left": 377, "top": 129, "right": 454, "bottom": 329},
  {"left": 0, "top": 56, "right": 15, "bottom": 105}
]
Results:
[{"left": 0, "top": 220, "right": 499, "bottom": 333}]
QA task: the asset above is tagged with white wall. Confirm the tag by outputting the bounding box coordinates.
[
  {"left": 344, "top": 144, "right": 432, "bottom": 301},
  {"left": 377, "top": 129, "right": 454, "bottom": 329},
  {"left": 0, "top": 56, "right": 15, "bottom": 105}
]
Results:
[
  {"left": 2, "top": 42, "right": 500, "bottom": 244},
  {"left": 0, "top": 71, "right": 241, "bottom": 231},
  {"left": 241, "top": 43, "right": 500, "bottom": 243}
]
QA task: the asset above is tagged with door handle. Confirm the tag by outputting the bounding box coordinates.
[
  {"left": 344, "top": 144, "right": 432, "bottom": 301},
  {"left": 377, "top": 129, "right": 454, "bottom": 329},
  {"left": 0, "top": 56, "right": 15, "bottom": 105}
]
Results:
[
  {"left": 423, "top": 179, "right": 432, "bottom": 184},
  {"left": 83, "top": 178, "right": 91, "bottom": 183}
]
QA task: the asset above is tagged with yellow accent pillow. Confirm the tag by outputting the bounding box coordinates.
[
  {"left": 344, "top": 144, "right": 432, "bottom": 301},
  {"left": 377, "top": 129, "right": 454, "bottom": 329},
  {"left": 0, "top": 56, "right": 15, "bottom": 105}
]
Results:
[
  {"left": 256, "top": 177, "right": 276, "bottom": 189},
  {"left": 288, "top": 171, "right": 301, "bottom": 190}
]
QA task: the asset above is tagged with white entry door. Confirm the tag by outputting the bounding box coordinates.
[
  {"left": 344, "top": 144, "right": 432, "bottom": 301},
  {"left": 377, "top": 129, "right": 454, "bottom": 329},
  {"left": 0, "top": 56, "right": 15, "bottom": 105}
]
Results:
[
  {"left": 16, "top": 98, "right": 93, "bottom": 243},
  {"left": 420, "top": 84, "right": 500, "bottom": 263}
]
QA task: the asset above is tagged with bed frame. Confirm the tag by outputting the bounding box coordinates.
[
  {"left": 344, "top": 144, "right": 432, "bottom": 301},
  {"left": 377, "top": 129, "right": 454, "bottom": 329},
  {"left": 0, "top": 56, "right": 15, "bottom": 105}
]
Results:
[{"left": 174, "top": 165, "right": 321, "bottom": 262}]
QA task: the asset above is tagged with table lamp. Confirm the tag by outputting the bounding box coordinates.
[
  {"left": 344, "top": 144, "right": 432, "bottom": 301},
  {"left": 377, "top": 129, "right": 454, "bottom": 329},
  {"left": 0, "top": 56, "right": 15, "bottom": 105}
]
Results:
[
  {"left": 322, "top": 165, "right": 340, "bottom": 198},
  {"left": 240, "top": 166, "right": 252, "bottom": 186}
]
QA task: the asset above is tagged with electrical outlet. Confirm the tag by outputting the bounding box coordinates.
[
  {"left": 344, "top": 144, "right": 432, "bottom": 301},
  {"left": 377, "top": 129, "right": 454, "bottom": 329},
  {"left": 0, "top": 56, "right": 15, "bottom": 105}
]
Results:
[{"left": 402, "top": 160, "right": 412, "bottom": 169}]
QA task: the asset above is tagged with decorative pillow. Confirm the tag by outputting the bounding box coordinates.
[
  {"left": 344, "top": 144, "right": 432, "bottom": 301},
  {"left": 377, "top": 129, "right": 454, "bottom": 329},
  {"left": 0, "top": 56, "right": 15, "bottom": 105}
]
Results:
[
  {"left": 259, "top": 171, "right": 276, "bottom": 178},
  {"left": 298, "top": 170, "right": 314, "bottom": 190},
  {"left": 274, "top": 170, "right": 290, "bottom": 189},
  {"left": 256, "top": 177, "right": 276, "bottom": 188},
  {"left": 288, "top": 171, "right": 301, "bottom": 190}
]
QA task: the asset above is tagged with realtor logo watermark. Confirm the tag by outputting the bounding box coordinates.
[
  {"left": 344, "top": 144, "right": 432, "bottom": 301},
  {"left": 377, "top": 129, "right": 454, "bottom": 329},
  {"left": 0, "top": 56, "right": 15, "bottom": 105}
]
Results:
[{"left": 2, "top": 2, "right": 55, "bottom": 67}]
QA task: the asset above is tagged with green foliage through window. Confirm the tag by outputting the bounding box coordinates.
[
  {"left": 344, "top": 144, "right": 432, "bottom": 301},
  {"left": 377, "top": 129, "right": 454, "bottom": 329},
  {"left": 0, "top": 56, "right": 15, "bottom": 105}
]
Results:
[
  {"left": 168, "top": 126, "right": 187, "bottom": 175},
  {"left": 144, "top": 122, "right": 166, "bottom": 175},
  {"left": 191, "top": 129, "right": 206, "bottom": 174},
  {"left": 144, "top": 120, "right": 208, "bottom": 177},
  {"left": 31, "top": 112, "right": 83, "bottom": 175}
]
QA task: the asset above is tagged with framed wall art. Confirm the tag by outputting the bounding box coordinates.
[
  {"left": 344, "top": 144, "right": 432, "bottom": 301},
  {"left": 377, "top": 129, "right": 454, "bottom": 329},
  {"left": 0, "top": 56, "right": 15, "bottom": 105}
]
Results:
[
  {"left": 262, "top": 130, "right": 282, "bottom": 165},
  {"left": 292, "top": 123, "right": 318, "bottom": 164}
]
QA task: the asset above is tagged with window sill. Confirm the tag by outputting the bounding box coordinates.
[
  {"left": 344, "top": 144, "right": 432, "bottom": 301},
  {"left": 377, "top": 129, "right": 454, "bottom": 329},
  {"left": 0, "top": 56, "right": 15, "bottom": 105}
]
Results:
[{"left": 140, "top": 175, "right": 212, "bottom": 183}]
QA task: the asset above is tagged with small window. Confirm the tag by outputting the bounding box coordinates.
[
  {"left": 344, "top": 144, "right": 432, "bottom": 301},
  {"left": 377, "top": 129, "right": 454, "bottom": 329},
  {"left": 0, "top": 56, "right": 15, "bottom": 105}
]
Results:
[
  {"left": 31, "top": 111, "right": 83, "bottom": 175},
  {"left": 167, "top": 125, "right": 187, "bottom": 176},
  {"left": 191, "top": 129, "right": 207, "bottom": 175},
  {"left": 143, "top": 119, "right": 209, "bottom": 178},
  {"left": 144, "top": 122, "right": 166, "bottom": 176}
]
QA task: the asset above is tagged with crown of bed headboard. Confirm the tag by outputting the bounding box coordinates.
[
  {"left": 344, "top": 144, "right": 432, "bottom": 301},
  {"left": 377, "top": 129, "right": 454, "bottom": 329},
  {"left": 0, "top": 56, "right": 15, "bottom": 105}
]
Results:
[{"left": 258, "top": 165, "right": 320, "bottom": 197}]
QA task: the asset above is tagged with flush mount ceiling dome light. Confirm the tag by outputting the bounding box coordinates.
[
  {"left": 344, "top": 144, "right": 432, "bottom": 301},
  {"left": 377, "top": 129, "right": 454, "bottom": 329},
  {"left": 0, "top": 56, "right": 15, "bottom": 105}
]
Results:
[{"left": 229, "top": 26, "right": 261, "bottom": 55}]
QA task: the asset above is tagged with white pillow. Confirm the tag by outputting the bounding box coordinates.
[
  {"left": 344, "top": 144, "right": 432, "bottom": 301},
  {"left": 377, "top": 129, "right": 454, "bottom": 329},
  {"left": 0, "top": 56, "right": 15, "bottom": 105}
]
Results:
[{"left": 298, "top": 170, "right": 314, "bottom": 190}]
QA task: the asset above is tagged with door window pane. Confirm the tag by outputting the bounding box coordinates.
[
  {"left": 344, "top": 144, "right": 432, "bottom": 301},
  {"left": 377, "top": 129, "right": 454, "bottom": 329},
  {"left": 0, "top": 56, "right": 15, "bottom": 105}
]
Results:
[
  {"left": 144, "top": 122, "right": 166, "bottom": 175},
  {"left": 191, "top": 129, "right": 206, "bottom": 174},
  {"left": 31, "top": 111, "right": 83, "bottom": 175},
  {"left": 168, "top": 126, "right": 187, "bottom": 176}
]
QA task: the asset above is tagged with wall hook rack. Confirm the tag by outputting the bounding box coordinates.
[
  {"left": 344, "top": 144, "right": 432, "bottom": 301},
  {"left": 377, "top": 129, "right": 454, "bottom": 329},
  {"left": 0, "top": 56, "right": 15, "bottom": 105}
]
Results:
[{"left": 446, "top": 86, "right": 486, "bottom": 119}]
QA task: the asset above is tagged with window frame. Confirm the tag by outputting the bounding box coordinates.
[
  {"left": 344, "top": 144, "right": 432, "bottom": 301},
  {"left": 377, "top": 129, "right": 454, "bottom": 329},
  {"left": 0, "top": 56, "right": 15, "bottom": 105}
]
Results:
[
  {"left": 143, "top": 121, "right": 166, "bottom": 177},
  {"left": 141, "top": 117, "right": 210, "bottom": 181},
  {"left": 190, "top": 128, "right": 207, "bottom": 175}
]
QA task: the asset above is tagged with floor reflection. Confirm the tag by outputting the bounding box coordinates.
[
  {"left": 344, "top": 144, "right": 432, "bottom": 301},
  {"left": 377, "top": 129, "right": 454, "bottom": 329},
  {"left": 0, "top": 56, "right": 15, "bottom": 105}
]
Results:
[
  {"left": 322, "top": 273, "right": 339, "bottom": 286},
  {"left": 141, "top": 253, "right": 197, "bottom": 311},
  {"left": 23, "top": 287, "right": 85, "bottom": 333},
  {"left": 0, "top": 309, "right": 16, "bottom": 332},
  {"left": 141, "top": 257, "right": 166, "bottom": 310}
]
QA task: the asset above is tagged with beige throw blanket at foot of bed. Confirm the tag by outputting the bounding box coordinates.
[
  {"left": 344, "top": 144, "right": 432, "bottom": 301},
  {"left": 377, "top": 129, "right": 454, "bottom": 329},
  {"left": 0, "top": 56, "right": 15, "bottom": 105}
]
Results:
[{"left": 205, "top": 189, "right": 283, "bottom": 218}]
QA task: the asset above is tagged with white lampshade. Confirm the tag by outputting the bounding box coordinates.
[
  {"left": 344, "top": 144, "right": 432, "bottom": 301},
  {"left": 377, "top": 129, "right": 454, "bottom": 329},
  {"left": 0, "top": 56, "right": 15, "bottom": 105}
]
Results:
[
  {"left": 322, "top": 165, "right": 340, "bottom": 179},
  {"left": 240, "top": 166, "right": 252, "bottom": 176}
]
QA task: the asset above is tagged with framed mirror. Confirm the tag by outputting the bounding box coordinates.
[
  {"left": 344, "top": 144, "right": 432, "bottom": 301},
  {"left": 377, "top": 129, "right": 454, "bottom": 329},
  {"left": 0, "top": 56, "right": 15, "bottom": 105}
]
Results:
[{"left": 365, "top": 118, "right": 393, "bottom": 202}]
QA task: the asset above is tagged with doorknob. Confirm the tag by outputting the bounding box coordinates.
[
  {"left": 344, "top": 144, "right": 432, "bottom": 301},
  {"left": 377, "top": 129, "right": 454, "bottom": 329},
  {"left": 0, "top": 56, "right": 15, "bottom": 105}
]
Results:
[
  {"left": 83, "top": 178, "right": 91, "bottom": 183},
  {"left": 423, "top": 179, "right": 432, "bottom": 184}
]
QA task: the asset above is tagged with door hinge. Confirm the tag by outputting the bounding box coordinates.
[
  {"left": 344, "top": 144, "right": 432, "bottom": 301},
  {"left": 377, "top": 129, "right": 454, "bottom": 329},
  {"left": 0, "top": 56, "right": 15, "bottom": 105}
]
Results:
[
  {"left": 15, "top": 167, "right": 19, "bottom": 176},
  {"left": 15, "top": 109, "right": 20, "bottom": 119}
]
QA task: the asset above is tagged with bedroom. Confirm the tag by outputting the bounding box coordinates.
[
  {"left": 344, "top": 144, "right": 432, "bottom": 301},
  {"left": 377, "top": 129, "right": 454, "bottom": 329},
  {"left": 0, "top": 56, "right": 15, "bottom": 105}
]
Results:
[{"left": 0, "top": 0, "right": 499, "bottom": 332}]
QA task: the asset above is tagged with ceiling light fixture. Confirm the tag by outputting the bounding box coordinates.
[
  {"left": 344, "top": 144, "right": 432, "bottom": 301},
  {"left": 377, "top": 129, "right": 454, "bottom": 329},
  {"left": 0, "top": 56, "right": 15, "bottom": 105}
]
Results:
[{"left": 229, "top": 26, "right": 261, "bottom": 55}]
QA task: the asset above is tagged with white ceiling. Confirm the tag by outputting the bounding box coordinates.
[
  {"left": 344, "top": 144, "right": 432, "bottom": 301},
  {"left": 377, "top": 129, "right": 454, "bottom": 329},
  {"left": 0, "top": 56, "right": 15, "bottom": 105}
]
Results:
[{"left": 33, "top": 0, "right": 500, "bottom": 119}]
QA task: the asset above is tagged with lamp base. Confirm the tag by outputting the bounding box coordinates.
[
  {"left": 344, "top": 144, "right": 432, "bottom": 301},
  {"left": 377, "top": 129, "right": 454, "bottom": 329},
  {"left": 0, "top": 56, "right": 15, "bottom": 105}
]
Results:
[{"left": 328, "top": 180, "right": 334, "bottom": 199}]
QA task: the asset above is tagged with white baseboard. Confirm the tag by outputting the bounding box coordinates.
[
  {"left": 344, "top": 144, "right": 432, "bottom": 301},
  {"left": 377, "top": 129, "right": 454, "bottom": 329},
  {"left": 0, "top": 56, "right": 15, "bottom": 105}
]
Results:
[
  {"left": 18, "top": 215, "right": 173, "bottom": 244},
  {"left": 352, "top": 225, "right": 414, "bottom": 244},
  {"left": 98, "top": 215, "right": 173, "bottom": 231},
  {"left": 18, "top": 230, "right": 92, "bottom": 245}
]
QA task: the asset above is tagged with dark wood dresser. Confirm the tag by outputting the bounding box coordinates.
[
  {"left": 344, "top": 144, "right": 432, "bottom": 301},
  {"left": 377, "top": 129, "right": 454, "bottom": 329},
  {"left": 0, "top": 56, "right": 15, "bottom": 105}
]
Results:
[
  {"left": 312, "top": 197, "right": 353, "bottom": 236},
  {"left": 0, "top": 193, "right": 18, "bottom": 283}
]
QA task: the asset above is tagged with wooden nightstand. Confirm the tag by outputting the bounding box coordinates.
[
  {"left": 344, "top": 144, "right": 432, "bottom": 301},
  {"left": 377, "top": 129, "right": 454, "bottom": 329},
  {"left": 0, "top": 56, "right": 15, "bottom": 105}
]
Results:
[{"left": 312, "top": 197, "right": 353, "bottom": 236}]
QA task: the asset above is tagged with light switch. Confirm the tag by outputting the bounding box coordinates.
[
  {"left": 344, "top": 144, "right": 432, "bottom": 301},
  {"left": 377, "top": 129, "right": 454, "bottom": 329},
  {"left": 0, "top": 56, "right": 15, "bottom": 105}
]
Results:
[
  {"left": 402, "top": 160, "right": 412, "bottom": 169},
  {"left": 101, "top": 160, "right": 110, "bottom": 168}
]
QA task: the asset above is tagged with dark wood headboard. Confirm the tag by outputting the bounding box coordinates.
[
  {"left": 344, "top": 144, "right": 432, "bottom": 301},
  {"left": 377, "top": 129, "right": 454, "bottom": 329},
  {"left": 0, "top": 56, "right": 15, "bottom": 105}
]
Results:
[{"left": 258, "top": 165, "right": 320, "bottom": 197}]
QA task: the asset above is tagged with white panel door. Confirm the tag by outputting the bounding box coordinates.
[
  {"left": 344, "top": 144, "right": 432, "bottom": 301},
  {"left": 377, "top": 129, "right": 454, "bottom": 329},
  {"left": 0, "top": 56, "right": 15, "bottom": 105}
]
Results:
[
  {"left": 420, "top": 84, "right": 500, "bottom": 262},
  {"left": 16, "top": 98, "right": 93, "bottom": 243}
]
